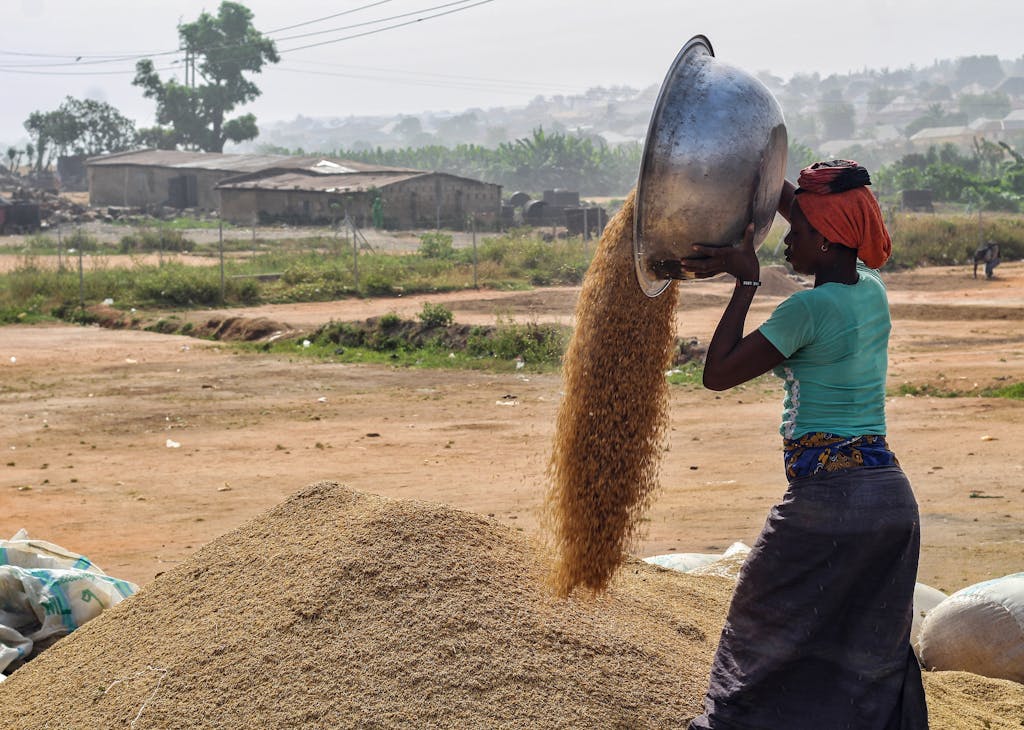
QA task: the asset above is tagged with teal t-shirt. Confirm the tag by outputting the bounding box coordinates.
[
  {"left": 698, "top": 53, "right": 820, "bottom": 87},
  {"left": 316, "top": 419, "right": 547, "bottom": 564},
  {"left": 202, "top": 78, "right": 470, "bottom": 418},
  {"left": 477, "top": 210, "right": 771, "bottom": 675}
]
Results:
[{"left": 758, "top": 263, "right": 890, "bottom": 439}]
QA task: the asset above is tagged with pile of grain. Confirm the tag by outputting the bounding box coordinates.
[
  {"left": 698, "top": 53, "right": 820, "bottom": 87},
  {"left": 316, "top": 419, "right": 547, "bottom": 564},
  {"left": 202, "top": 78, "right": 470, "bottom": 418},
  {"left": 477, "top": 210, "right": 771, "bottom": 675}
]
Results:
[
  {"left": 0, "top": 482, "right": 732, "bottom": 729},
  {"left": 546, "top": 190, "right": 680, "bottom": 595},
  {"left": 0, "top": 482, "right": 1020, "bottom": 728}
]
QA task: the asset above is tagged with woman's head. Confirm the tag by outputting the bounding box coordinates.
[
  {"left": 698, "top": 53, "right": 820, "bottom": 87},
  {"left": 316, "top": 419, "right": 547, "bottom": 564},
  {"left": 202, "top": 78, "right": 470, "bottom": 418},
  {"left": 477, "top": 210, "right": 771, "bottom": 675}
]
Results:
[
  {"left": 783, "top": 199, "right": 856, "bottom": 276},
  {"left": 791, "top": 160, "right": 892, "bottom": 269}
]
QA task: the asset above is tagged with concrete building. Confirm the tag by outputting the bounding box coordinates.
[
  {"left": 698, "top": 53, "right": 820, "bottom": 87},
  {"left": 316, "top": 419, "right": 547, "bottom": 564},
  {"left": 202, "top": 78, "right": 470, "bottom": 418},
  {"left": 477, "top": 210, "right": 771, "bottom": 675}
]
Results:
[
  {"left": 85, "top": 149, "right": 501, "bottom": 229},
  {"left": 85, "top": 150, "right": 415, "bottom": 211},
  {"left": 216, "top": 168, "right": 502, "bottom": 229}
]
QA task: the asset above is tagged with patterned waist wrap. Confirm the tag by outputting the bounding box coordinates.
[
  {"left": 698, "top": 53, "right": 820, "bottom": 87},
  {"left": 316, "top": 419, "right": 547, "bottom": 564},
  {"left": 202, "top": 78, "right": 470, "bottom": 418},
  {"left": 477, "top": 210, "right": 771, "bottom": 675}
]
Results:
[{"left": 783, "top": 432, "right": 899, "bottom": 480}]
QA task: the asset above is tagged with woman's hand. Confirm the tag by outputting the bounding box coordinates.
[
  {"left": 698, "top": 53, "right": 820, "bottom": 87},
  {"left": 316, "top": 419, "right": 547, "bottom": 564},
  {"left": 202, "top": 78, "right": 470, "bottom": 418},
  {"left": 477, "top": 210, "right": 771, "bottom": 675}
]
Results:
[{"left": 679, "top": 222, "right": 759, "bottom": 283}]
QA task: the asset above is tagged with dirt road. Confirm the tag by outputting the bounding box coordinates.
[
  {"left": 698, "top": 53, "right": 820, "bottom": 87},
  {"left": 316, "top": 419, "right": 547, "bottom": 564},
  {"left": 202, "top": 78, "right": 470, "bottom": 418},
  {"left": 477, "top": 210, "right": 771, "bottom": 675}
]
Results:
[{"left": 1, "top": 262, "right": 1022, "bottom": 594}]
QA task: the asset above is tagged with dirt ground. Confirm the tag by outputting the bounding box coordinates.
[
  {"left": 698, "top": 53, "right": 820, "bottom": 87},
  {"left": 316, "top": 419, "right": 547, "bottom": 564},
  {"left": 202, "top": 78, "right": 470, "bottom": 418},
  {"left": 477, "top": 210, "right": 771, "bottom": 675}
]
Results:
[{"left": 1, "top": 262, "right": 1022, "bottom": 596}]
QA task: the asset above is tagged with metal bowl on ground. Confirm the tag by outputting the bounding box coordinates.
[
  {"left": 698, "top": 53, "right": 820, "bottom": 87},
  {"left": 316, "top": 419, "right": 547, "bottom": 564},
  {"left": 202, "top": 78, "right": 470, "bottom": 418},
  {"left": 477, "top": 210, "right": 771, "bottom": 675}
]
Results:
[{"left": 634, "top": 35, "right": 788, "bottom": 297}]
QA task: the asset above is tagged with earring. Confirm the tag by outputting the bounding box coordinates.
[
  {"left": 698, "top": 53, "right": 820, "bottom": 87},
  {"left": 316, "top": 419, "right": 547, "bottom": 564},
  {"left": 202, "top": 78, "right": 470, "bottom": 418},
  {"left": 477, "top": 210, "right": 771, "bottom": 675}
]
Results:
[{"left": 820, "top": 243, "right": 829, "bottom": 252}]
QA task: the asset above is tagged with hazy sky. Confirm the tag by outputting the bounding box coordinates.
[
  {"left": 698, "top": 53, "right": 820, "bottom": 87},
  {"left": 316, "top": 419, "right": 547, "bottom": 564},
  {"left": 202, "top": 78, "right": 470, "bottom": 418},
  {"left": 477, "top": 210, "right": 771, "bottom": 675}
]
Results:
[{"left": 2, "top": 0, "right": 1022, "bottom": 144}]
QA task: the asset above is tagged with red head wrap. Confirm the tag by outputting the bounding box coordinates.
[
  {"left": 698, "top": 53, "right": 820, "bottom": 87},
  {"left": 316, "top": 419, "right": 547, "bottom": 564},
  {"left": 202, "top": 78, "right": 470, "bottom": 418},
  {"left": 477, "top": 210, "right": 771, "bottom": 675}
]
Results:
[{"left": 796, "top": 161, "right": 892, "bottom": 269}]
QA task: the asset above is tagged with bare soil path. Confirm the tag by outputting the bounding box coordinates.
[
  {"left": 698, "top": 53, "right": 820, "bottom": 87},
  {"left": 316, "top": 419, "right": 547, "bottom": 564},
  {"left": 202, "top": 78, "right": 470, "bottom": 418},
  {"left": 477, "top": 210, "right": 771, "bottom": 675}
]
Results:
[{"left": 1, "top": 262, "right": 1022, "bottom": 594}]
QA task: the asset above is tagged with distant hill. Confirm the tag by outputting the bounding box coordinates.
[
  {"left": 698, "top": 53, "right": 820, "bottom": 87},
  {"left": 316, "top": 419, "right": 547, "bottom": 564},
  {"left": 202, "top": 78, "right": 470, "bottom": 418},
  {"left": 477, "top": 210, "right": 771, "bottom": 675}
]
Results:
[{"left": 230, "top": 53, "right": 1024, "bottom": 181}]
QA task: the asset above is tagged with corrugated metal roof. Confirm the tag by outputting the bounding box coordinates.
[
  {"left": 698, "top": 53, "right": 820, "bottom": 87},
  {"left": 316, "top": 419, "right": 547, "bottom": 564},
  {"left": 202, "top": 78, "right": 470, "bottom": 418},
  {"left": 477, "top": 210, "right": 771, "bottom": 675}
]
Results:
[
  {"left": 85, "top": 149, "right": 418, "bottom": 175},
  {"left": 909, "top": 126, "right": 971, "bottom": 141},
  {"left": 216, "top": 171, "right": 428, "bottom": 193}
]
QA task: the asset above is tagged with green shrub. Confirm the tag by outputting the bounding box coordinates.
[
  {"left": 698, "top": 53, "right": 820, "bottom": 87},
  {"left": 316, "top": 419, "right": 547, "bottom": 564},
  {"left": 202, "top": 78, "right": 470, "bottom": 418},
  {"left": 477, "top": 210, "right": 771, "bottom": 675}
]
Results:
[
  {"left": 467, "top": 320, "right": 566, "bottom": 365},
  {"left": 66, "top": 230, "right": 100, "bottom": 252},
  {"left": 119, "top": 229, "right": 192, "bottom": 253},
  {"left": 231, "top": 277, "right": 261, "bottom": 304},
  {"left": 417, "top": 302, "right": 454, "bottom": 328},
  {"left": 362, "top": 273, "right": 396, "bottom": 296},
  {"left": 133, "top": 264, "right": 221, "bottom": 306},
  {"left": 378, "top": 311, "right": 402, "bottom": 328},
  {"left": 419, "top": 232, "right": 455, "bottom": 260}
]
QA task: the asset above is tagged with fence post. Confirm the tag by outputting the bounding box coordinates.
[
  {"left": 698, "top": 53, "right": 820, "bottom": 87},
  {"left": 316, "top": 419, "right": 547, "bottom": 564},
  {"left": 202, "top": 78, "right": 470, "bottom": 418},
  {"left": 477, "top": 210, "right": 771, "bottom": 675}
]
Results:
[
  {"left": 472, "top": 216, "right": 478, "bottom": 289},
  {"left": 78, "top": 243, "right": 84, "bottom": 310},
  {"left": 351, "top": 216, "right": 359, "bottom": 292},
  {"left": 219, "top": 219, "right": 225, "bottom": 305}
]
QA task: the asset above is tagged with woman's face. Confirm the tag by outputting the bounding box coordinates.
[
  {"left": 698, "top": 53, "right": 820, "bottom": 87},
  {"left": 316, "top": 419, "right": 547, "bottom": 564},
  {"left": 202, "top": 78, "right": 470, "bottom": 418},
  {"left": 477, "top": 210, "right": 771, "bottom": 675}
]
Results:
[{"left": 784, "top": 200, "right": 825, "bottom": 275}]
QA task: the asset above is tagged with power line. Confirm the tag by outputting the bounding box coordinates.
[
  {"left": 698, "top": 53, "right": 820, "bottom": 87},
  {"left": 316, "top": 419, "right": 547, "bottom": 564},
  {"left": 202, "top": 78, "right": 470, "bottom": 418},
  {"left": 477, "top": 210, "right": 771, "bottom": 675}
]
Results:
[
  {"left": 263, "top": 0, "right": 397, "bottom": 34},
  {"left": 0, "top": 3, "right": 403, "bottom": 62},
  {"left": 0, "top": 63, "right": 180, "bottom": 77},
  {"left": 279, "top": 0, "right": 494, "bottom": 54},
  {"left": 0, "top": 0, "right": 494, "bottom": 70},
  {"left": 272, "top": 0, "right": 479, "bottom": 43}
]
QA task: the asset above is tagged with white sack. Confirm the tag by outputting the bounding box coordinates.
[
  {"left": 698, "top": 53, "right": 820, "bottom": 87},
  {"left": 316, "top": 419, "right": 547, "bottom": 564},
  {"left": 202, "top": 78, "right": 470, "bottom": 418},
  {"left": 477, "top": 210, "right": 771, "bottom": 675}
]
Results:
[
  {"left": 0, "top": 531, "right": 137, "bottom": 676},
  {"left": 910, "top": 582, "right": 947, "bottom": 660},
  {"left": 918, "top": 572, "right": 1024, "bottom": 683}
]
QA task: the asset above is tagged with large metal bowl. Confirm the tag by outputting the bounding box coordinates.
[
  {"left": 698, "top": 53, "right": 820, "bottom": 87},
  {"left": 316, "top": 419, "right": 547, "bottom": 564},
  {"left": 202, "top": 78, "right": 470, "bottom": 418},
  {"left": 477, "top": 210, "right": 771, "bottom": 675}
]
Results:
[{"left": 634, "top": 35, "right": 788, "bottom": 297}]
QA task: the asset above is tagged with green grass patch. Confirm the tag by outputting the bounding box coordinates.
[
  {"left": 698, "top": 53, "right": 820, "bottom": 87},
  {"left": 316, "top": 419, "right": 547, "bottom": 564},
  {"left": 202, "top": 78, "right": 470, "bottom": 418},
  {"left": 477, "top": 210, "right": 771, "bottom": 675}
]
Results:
[
  {"left": 119, "top": 229, "right": 194, "bottom": 253},
  {"left": 254, "top": 314, "right": 571, "bottom": 373},
  {"left": 109, "top": 216, "right": 237, "bottom": 231},
  {"left": 0, "top": 229, "right": 597, "bottom": 319},
  {"left": 893, "top": 381, "right": 1024, "bottom": 399},
  {"left": 981, "top": 381, "right": 1024, "bottom": 399},
  {"left": 666, "top": 362, "right": 704, "bottom": 386}
]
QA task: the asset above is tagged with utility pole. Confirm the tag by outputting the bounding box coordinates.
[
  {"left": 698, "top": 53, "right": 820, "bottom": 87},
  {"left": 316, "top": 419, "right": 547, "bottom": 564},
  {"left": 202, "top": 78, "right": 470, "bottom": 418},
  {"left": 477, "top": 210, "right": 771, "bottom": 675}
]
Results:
[{"left": 184, "top": 47, "right": 195, "bottom": 89}]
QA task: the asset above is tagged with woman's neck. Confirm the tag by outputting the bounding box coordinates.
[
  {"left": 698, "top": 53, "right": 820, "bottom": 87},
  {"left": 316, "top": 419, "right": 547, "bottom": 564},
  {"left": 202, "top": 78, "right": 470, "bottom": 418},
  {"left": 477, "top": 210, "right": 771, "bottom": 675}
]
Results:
[{"left": 813, "top": 259, "right": 859, "bottom": 287}]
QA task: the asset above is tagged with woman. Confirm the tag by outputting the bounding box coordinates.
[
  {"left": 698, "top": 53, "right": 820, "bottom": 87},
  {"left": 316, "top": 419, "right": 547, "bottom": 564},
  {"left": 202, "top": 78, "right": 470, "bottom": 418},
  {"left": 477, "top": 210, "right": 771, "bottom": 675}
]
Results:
[{"left": 682, "top": 161, "right": 928, "bottom": 729}]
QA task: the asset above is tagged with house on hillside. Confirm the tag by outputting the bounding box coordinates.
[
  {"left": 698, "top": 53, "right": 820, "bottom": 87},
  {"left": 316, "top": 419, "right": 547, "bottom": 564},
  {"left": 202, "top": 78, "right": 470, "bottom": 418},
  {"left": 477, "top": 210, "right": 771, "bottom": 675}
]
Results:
[
  {"left": 216, "top": 168, "right": 501, "bottom": 229},
  {"left": 969, "top": 117, "right": 1005, "bottom": 137},
  {"left": 875, "top": 95, "right": 932, "bottom": 126},
  {"left": 997, "top": 77, "right": 1024, "bottom": 102},
  {"left": 908, "top": 125, "right": 974, "bottom": 150},
  {"left": 85, "top": 150, "right": 415, "bottom": 211},
  {"left": 1003, "top": 109, "right": 1024, "bottom": 131}
]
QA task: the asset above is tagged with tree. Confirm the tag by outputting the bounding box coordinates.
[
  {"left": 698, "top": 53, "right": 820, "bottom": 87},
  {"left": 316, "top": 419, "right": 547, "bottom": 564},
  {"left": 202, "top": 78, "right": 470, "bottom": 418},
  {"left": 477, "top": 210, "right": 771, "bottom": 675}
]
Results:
[
  {"left": 61, "top": 98, "right": 137, "bottom": 155},
  {"left": 133, "top": 1, "right": 279, "bottom": 152},
  {"left": 136, "top": 126, "right": 180, "bottom": 150},
  {"left": 958, "top": 91, "right": 1011, "bottom": 123},
  {"left": 23, "top": 108, "right": 81, "bottom": 171},
  {"left": 954, "top": 55, "right": 1004, "bottom": 89},
  {"left": 905, "top": 104, "right": 967, "bottom": 137},
  {"left": 818, "top": 91, "right": 856, "bottom": 140},
  {"left": 786, "top": 140, "right": 817, "bottom": 182},
  {"left": 22, "top": 98, "right": 137, "bottom": 172}
]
